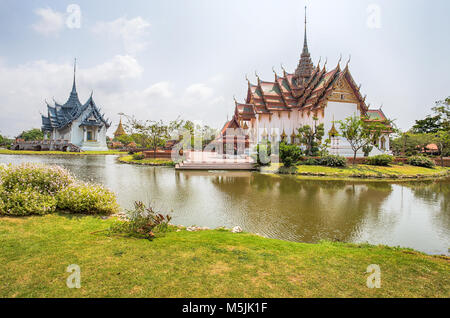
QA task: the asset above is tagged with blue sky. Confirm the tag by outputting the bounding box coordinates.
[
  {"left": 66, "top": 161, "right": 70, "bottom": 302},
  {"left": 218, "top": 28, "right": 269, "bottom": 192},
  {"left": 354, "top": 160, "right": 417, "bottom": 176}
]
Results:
[{"left": 0, "top": 0, "right": 449, "bottom": 137}]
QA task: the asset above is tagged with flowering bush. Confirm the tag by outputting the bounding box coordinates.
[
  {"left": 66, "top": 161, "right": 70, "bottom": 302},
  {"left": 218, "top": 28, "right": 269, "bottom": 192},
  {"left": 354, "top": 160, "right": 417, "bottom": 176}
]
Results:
[
  {"left": 0, "top": 188, "right": 57, "bottom": 216},
  {"left": 0, "top": 188, "right": 5, "bottom": 214},
  {"left": 56, "top": 182, "right": 119, "bottom": 215},
  {"left": 0, "top": 163, "right": 120, "bottom": 216},
  {"left": 1, "top": 163, "right": 74, "bottom": 194}
]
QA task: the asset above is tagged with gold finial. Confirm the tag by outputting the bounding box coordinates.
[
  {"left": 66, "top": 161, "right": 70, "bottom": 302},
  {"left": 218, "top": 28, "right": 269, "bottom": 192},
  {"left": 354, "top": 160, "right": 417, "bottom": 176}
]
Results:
[{"left": 338, "top": 54, "right": 342, "bottom": 66}]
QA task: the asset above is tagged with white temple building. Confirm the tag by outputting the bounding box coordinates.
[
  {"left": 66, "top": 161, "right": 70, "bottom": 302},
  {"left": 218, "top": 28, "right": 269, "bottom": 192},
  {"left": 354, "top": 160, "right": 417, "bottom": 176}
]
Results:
[
  {"left": 222, "top": 8, "right": 391, "bottom": 157},
  {"left": 41, "top": 61, "right": 111, "bottom": 151}
]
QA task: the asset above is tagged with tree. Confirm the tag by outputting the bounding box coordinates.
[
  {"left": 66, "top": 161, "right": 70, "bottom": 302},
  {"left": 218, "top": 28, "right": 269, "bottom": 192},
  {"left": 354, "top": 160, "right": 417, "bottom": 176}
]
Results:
[
  {"left": 115, "top": 134, "right": 134, "bottom": 146},
  {"left": 296, "top": 117, "right": 324, "bottom": 156},
  {"left": 338, "top": 115, "right": 387, "bottom": 164},
  {"left": 411, "top": 115, "right": 442, "bottom": 134},
  {"left": 412, "top": 97, "right": 450, "bottom": 134},
  {"left": 433, "top": 130, "right": 450, "bottom": 166},
  {"left": 123, "top": 115, "right": 185, "bottom": 157},
  {"left": 432, "top": 97, "right": 450, "bottom": 131},
  {"left": 19, "top": 128, "right": 44, "bottom": 141},
  {"left": 390, "top": 132, "right": 434, "bottom": 156},
  {"left": 0, "top": 135, "right": 4, "bottom": 145}
]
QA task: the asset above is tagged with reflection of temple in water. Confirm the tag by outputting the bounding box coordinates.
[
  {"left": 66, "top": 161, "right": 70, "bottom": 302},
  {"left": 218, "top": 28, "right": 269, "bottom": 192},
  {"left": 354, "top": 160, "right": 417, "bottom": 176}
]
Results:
[{"left": 210, "top": 175, "right": 393, "bottom": 243}]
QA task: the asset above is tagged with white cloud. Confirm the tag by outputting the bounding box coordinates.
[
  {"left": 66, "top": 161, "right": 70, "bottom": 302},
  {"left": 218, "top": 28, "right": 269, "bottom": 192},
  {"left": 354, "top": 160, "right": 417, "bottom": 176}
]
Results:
[
  {"left": 0, "top": 56, "right": 228, "bottom": 137},
  {"left": 185, "top": 83, "right": 214, "bottom": 100},
  {"left": 32, "top": 7, "right": 65, "bottom": 37},
  {"left": 0, "top": 56, "right": 142, "bottom": 136},
  {"left": 82, "top": 55, "right": 143, "bottom": 93},
  {"left": 144, "top": 82, "right": 173, "bottom": 99},
  {"left": 92, "top": 17, "right": 151, "bottom": 55}
]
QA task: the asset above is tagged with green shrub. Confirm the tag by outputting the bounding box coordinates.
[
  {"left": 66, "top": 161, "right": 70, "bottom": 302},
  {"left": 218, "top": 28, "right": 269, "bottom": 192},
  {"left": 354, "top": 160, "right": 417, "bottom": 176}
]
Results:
[
  {"left": 363, "top": 145, "right": 373, "bottom": 157},
  {"left": 0, "top": 188, "right": 57, "bottom": 216},
  {"left": 109, "top": 201, "right": 172, "bottom": 239},
  {"left": 407, "top": 156, "right": 435, "bottom": 168},
  {"left": 301, "top": 158, "right": 319, "bottom": 166},
  {"left": 318, "top": 155, "right": 347, "bottom": 167},
  {"left": 278, "top": 166, "right": 298, "bottom": 175},
  {"left": 132, "top": 152, "right": 145, "bottom": 160},
  {"left": 366, "top": 154, "right": 394, "bottom": 166},
  {"left": 56, "top": 182, "right": 119, "bottom": 215},
  {"left": 279, "top": 143, "right": 303, "bottom": 167},
  {"left": 1, "top": 163, "right": 74, "bottom": 194}
]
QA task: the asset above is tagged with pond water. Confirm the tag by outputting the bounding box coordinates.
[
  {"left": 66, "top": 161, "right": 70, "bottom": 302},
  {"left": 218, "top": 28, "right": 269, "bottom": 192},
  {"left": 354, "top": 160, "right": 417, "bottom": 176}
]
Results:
[{"left": 1, "top": 154, "right": 449, "bottom": 255}]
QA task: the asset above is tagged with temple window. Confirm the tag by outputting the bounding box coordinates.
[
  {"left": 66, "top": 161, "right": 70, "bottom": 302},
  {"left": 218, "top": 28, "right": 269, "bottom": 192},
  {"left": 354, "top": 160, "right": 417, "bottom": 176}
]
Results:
[{"left": 340, "top": 94, "right": 345, "bottom": 100}]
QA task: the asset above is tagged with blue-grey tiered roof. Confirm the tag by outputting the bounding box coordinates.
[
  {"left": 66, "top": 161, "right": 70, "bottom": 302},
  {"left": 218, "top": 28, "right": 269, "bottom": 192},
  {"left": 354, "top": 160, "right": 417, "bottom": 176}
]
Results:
[{"left": 41, "top": 69, "right": 111, "bottom": 132}]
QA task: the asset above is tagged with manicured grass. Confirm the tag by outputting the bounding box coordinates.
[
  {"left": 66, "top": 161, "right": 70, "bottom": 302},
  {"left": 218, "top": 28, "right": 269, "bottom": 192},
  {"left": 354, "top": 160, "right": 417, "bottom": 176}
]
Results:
[
  {"left": 0, "top": 214, "right": 448, "bottom": 297},
  {"left": 0, "top": 149, "right": 128, "bottom": 156},
  {"left": 262, "top": 163, "right": 449, "bottom": 180},
  {"left": 296, "top": 164, "right": 449, "bottom": 178},
  {"left": 118, "top": 155, "right": 174, "bottom": 166}
]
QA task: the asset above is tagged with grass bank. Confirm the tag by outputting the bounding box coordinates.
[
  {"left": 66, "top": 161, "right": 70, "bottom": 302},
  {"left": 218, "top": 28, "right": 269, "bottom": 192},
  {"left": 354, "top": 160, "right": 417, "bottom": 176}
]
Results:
[
  {"left": 263, "top": 163, "right": 450, "bottom": 180},
  {"left": 0, "top": 149, "right": 128, "bottom": 156},
  {"left": 0, "top": 214, "right": 448, "bottom": 297},
  {"left": 118, "top": 155, "right": 174, "bottom": 166}
]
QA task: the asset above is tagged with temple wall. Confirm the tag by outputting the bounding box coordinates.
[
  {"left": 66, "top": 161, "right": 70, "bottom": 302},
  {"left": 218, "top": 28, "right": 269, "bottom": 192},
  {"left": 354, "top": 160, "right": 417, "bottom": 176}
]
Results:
[{"left": 247, "top": 101, "right": 391, "bottom": 158}]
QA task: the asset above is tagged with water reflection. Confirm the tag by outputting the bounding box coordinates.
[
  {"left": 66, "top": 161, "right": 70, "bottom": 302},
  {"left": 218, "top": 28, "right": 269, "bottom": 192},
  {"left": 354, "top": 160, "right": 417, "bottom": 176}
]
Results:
[{"left": 0, "top": 154, "right": 448, "bottom": 255}]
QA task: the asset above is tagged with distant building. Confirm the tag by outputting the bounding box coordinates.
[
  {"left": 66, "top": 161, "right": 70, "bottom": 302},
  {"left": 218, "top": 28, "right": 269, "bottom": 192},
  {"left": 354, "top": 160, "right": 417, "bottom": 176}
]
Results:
[
  {"left": 224, "top": 8, "right": 392, "bottom": 157},
  {"left": 41, "top": 61, "right": 111, "bottom": 151}
]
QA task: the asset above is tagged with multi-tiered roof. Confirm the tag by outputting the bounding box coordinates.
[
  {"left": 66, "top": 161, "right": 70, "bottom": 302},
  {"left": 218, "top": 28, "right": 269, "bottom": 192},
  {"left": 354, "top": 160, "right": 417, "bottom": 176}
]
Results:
[
  {"left": 233, "top": 7, "right": 386, "bottom": 123},
  {"left": 41, "top": 61, "right": 111, "bottom": 132}
]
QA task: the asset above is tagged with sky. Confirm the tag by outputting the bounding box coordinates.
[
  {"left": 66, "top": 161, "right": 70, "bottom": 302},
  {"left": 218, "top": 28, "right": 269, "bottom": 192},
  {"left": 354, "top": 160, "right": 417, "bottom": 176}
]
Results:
[{"left": 0, "top": 0, "right": 449, "bottom": 138}]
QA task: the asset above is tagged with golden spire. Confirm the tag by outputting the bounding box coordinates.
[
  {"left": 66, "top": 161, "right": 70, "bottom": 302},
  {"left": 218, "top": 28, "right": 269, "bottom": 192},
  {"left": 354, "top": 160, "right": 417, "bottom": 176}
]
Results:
[{"left": 114, "top": 117, "right": 126, "bottom": 138}]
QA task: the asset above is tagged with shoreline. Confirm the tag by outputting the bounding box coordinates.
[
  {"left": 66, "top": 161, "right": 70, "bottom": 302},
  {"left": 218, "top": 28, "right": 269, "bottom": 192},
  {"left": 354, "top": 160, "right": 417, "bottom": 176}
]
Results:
[
  {"left": 261, "top": 163, "right": 450, "bottom": 182},
  {"left": 0, "top": 149, "right": 128, "bottom": 156},
  {"left": 117, "top": 155, "right": 175, "bottom": 166}
]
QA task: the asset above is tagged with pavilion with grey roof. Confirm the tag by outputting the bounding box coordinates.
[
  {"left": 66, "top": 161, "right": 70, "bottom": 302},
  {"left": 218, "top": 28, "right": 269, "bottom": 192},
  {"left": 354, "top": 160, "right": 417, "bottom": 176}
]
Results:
[{"left": 41, "top": 60, "right": 111, "bottom": 151}]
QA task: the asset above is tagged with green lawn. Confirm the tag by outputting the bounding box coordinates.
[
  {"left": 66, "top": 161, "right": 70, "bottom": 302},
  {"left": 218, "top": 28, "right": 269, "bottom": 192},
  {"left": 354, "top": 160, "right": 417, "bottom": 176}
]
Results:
[
  {"left": 0, "top": 214, "right": 448, "bottom": 298},
  {"left": 0, "top": 149, "right": 128, "bottom": 156},
  {"left": 262, "top": 163, "right": 449, "bottom": 180},
  {"left": 118, "top": 155, "right": 174, "bottom": 166},
  {"left": 297, "top": 164, "right": 449, "bottom": 177}
]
